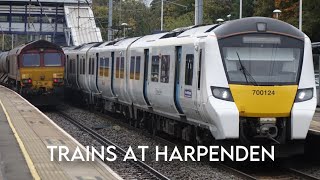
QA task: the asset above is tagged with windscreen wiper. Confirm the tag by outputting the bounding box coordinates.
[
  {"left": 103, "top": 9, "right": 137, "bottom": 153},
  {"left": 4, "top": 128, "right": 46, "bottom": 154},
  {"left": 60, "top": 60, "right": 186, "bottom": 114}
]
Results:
[{"left": 236, "top": 52, "right": 258, "bottom": 86}]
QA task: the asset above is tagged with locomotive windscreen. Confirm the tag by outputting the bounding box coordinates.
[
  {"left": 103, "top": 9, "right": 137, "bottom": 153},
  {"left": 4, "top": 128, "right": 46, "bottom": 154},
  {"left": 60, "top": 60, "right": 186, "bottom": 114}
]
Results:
[
  {"left": 218, "top": 34, "right": 304, "bottom": 85},
  {"left": 44, "top": 53, "right": 62, "bottom": 66},
  {"left": 22, "top": 53, "right": 40, "bottom": 67}
]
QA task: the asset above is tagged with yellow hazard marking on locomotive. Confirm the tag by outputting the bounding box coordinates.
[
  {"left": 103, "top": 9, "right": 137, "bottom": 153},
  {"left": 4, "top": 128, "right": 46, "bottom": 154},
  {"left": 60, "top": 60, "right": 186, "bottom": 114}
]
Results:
[
  {"left": 229, "top": 85, "right": 298, "bottom": 117},
  {"left": 0, "top": 100, "right": 41, "bottom": 180}
]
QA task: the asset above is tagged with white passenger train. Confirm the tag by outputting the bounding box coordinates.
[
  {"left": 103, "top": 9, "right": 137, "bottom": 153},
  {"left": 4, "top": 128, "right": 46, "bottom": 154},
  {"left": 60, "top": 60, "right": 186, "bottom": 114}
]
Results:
[{"left": 64, "top": 17, "right": 316, "bottom": 155}]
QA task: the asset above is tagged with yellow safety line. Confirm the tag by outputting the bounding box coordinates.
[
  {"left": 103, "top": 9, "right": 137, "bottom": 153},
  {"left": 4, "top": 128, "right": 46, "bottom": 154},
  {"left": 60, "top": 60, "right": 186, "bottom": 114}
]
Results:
[{"left": 0, "top": 100, "right": 41, "bottom": 180}]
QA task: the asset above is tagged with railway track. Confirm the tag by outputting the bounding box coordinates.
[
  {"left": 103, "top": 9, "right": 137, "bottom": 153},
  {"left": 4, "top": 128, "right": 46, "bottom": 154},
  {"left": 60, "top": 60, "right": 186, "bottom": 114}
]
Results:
[
  {"left": 56, "top": 111, "right": 170, "bottom": 180},
  {"left": 55, "top": 105, "right": 320, "bottom": 180},
  {"left": 85, "top": 109, "right": 320, "bottom": 180},
  {"left": 220, "top": 163, "right": 320, "bottom": 180}
]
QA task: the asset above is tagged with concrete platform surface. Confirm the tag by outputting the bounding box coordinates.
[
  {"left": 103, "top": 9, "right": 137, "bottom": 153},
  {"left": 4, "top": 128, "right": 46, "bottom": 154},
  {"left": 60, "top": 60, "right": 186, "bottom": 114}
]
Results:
[{"left": 0, "top": 86, "right": 122, "bottom": 180}]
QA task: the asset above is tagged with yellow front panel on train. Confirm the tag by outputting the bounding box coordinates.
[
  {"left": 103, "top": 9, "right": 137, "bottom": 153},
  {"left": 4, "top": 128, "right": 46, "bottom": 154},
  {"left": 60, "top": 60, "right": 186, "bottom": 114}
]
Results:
[
  {"left": 20, "top": 67, "right": 64, "bottom": 89},
  {"left": 229, "top": 85, "right": 298, "bottom": 117}
]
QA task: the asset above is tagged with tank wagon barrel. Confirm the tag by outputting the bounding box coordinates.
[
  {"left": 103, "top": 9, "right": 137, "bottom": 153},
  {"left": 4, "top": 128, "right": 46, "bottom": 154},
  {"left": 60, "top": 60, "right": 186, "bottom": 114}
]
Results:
[{"left": 0, "top": 51, "right": 8, "bottom": 74}]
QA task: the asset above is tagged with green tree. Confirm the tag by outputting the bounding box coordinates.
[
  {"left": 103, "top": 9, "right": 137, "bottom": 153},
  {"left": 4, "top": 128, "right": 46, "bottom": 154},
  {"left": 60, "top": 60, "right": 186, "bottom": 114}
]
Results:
[{"left": 254, "top": 0, "right": 275, "bottom": 17}]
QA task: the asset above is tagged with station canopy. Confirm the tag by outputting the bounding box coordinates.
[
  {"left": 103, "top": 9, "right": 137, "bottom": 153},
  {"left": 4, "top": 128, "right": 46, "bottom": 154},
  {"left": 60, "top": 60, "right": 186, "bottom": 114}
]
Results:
[{"left": 5, "top": 0, "right": 91, "bottom": 4}]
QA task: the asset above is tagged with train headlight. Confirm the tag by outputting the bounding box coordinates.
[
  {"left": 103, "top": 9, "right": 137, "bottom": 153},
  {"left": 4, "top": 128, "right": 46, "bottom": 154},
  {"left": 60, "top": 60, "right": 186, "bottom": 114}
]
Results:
[
  {"left": 211, "top": 87, "right": 233, "bottom": 101},
  {"left": 295, "top": 88, "right": 313, "bottom": 102}
]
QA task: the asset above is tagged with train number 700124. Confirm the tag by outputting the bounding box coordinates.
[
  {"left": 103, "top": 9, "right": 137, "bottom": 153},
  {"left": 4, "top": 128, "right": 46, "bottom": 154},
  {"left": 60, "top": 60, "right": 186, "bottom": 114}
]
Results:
[{"left": 252, "top": 90, "right": 275, "bottom": 95}]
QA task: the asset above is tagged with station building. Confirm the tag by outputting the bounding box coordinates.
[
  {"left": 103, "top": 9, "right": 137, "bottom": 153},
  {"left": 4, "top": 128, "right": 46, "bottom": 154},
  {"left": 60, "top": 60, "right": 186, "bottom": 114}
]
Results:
[{"left": 0, "top": 0, "right": 102, "bottom": 49}]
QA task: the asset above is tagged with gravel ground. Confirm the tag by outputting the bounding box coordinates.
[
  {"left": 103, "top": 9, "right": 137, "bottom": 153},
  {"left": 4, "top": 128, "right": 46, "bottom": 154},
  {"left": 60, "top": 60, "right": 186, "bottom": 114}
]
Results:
[
  {"left": 299, "top": 166, "right": 320, "bottom": 177},
  {"left": 45, "top": 111, "right": 166, "bottom": 179},
  {"left": 45, "top": 104, "right": 241, "bottom": 180}
]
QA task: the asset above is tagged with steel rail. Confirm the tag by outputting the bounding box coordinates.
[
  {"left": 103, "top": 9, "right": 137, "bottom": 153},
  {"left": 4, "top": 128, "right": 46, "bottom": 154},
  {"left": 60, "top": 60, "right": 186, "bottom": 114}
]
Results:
[
  {"left": 57, "top": 111, "right": 170, "bottom": 180},
  {"left": 287, "top": 168, "right": 320, "bottom": 180},
  {"left": 218, "top": 163, "right": 258, "bottom": 180},
  {"left": 57, "top": 105, "right": 320, "bottom": 180}
]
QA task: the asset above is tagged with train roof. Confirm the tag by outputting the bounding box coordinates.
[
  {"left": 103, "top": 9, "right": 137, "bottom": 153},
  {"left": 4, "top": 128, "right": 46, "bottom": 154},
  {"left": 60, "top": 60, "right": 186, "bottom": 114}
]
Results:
[
  {"left": 9, "top": 40, "right": 63, "bottom": 55},
  {"left": 64, "top": 17, "right": 307, "bottom": 53},
  {"left": 22, "top": 40, "right": 63, "bottom": 52},
  {"left": 213, "top": 17, "right": 305, "bottom": 40}
]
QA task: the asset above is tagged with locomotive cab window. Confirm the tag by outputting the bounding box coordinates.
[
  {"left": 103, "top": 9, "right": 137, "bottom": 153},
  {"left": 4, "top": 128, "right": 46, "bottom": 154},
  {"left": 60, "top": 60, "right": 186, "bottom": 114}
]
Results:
[
  {"left": 219, "top": 34, "right": 304, "bottom": 85},
  {"left": 185, "top": 54, "right": 194, "bottom": 85},
  {"left": 22, "top": 54, "right": 40, "bottom": 67}
]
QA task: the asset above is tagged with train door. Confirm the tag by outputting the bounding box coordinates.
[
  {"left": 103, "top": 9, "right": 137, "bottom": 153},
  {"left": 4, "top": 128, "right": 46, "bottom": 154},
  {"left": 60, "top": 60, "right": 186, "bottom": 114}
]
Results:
[
  {"left": 143, "top": 49, "right": 151, "bottom": 106},
  {"left": 174, "top": 46, "right": 184, "bottom": 114},
  {"left": 111, "top": 52, "right": 115, "bottom": 96},
  {"left": 179, "top": 45, "right": 202, "bottom": 120}
]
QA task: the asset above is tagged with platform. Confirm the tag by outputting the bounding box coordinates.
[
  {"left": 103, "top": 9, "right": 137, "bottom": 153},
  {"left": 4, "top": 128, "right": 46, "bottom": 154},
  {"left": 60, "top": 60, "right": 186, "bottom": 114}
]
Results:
[{"left": 0, "top": 86, "right": 121, "bottom": 180}]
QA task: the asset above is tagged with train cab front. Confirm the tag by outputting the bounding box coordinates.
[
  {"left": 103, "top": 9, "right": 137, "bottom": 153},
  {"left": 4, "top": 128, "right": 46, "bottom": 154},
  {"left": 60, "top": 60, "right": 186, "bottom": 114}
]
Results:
[
  {"left": 210, "top": 18, "right": 317, "bottom": 155},
  {"left": 19, "top": 46, "right": 65, "bottom": 105}
]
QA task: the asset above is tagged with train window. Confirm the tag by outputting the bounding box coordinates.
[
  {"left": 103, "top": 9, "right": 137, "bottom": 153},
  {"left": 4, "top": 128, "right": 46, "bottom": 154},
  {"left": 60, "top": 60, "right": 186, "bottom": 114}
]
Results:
[
  {"left": 104, "top": 58, "right": 109, "bottom": 77},
  {"left": 130, "top": 56, "right": 135, "bottom": 79},
  {"left": 88, "top": 58, "right": 92, "bottom": 74},
  {"left": 198, "top": 50, "right": 202, "bottom": 90},
  {"left": 82, "top": 58, "right": 85, "bottom": 74},
  {"left": 78, "top": 59, "right": 82, "bottom": 74},
  {"left": 185, "top": 54, "right": 194, "bottom": 86},
  {"left": 135, "top": 56, "right": 141, "bottom": 80},
  {"left": 120, "top": 57, "right": 125, "bottom": 79},
  {"left": 100, "top": 58, "right": 105, "bottom": 76},
  {"left": 44, "top": 53, "right": 62, "bottom": 66},
  {"left": 22, "top": 54, "right": 40, "bottom": 67},
  {"left": 116, "top": 57, "right": 120, "bottom": 78},
  {"left": 73, "top": 60, "right": 76, "bottom": 74},
  {"left": 70, "top": 59, "right": 75, "bottom": 74},
  {"left": 89, "top": 58, "right": 94, "bottom": 75},
  {"left": 91, "top": 58, "right": 95, "bottom": 75},
  {"left": 68, "top": 59, "right": 72, "bottom": 73},
  {"left": 160, "top": 55, "right": 170, "bottom": 83},
  {"left": 151, "top": 56, "right": 160, "bottom": 82}
]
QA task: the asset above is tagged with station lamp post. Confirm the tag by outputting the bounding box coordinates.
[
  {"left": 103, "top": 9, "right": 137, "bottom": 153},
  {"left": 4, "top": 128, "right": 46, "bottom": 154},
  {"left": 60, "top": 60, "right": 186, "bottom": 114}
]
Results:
[
  {"left": 216, "top": 18, "right": 224, "bottom": 24},
  {"left": 239, "top": 0, "right": 242, "bottom": 19},
  {"left": 121, "top": 23, "right": 128, "bottom": 37},
  {"left": 273, "top": 9, "right": 282, "bottom": 19},
  {"left": 299, "top": 0, "right": 302, "bottom": 31},
  {"left": 227, "top": 14, "right": 231, "bottom": 21}
]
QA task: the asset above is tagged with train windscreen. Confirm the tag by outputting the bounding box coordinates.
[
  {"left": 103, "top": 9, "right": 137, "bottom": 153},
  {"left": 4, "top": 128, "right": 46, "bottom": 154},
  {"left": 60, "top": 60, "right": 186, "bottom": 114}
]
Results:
[
  {"left": 218, "top": 34, "right": 304, "bottom": 85},
  {"left": 22, "top": 54, "right": 40, "bottom": 67},
  {"left": 44, "top": 53, "right": 62, "bottom": 66}
]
